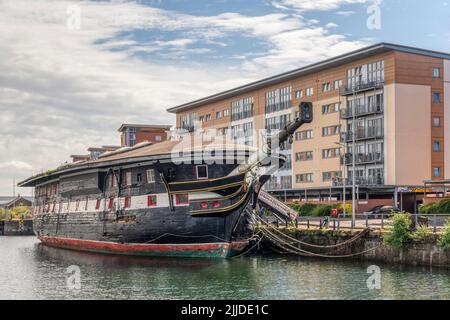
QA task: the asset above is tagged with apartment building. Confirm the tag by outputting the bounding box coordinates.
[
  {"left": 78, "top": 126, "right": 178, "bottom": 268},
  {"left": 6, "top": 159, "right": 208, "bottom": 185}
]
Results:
[
  {"left": 118, "top": 124, "right": 172, "bottom": 147},
  {"left": 168, "top": 43, "right": 450, "bottom": 212}
]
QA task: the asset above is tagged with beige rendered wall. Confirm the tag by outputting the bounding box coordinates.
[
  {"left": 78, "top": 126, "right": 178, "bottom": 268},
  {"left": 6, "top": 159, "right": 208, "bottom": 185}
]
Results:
[
  {"left": 384, "top": 84, "right": 396, "bottom": 185},
  {"left": 444, "top": 60, "right": 450, "bottom": 179},
  {"left": 385, "top": 84, "right": 431, "bottom": 185}
]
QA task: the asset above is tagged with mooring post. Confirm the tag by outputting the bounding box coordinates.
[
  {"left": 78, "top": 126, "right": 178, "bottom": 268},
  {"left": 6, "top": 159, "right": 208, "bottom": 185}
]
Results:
[
  {"left": 433, "top": 215, "right": 437, "bottom": 233},
  {"left": 381, "top": 214, "right": 384, "bottom": 229},
  {"left": 319, "top": 219, "right": 322, "bottom": 230},
  {"left": 365, "top": 215, "right": 369, "bottom": 228},
  {"left": 307, "top": 219, "right": 310, "bottom": 229},
  {"left": 337, "top": 218, "right": 340, "bottom": 231}
]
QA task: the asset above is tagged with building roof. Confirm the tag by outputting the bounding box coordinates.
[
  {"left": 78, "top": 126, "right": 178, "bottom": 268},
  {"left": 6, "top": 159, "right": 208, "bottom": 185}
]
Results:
[
  {"left": 0, "top": 196, "right": 33, "bottom": 207},
  {"left": 167, "top": 42, "right": 450, "bottom": 114},
  {"left": 118, "top": 124, "right": 173, "bottom": 132},
  {"left": 87, "top": 146, "right": 121, "bottom": 152}
]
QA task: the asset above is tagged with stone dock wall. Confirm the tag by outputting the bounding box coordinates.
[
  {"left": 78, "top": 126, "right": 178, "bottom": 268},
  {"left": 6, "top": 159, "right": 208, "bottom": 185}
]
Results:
[{"left": 261, "top": 229, "right": 450, "bottom": 268}]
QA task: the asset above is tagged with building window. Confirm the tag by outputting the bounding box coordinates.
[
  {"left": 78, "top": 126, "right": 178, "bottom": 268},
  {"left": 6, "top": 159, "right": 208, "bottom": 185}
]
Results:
[
  {"left": 216, "top": 111, "right": 222, "bottom": 119},
  {"left": 223, "top": 109, "right": 229, "bottom": 117},
  {"left": 433, "top": 117, "right": 441, "bottom": 127},
  {"left": 323, "top": 171, "right": 342, "bottom": 182},
  {"left": 231, "top": 97, "right": 254, "bottom": 121},
  {"left": 434, "top": 67, "right": 440, "bottom": 78},
  {"left": 155, "top": 135, "right": 162, "bottom": 141},
  {"left": 146, "top": 169, "right": 156, "bottom": 183},
  {"left": 434, "top": 167, "right": 441, "bottom": 177},
  {"left": 265, "top": 114, "right": 291, "bottom": 133},
  {"left": 322, "top": 125, "right": 341, "bottom": 136},
  {"left": 295, "top": 90, "right": 303, "bottom": 99},
  {"left": 295, "top": 151, "right": 313, "bottom": 162},
  {"left": 196, "top": 165, "right": 208, "bottom": 180},
  {"left": 205, "top": 114, "right": 211, "bottom": 122},
  {"left": 322, "top": 103, "right": 340, "bottom": 114},
  {"left": 305, "top": 87, "right": 314, "bottom": 97},
  {"left": 322, "top": 148, "right": 341, "bottom": 159},
  {"left": 433, "top": 141, "right": 442, "bottom": 152},
  {"left": 147, "top": 195, "right": 157, "bottom": 207},
  {"left": 265, "top": 86, "right": 292, "bottom": 114},
  {"left": 295, "top": 130, "right": 313, "bottom": 141},
  {"left": 175, "top": 194, "right": 189, "bottom": 205},
  {"left": 433, "top": 92, "right": 441, "bottom": 103},
  {"left": 137, "top": 173, "right": 143, "bottom": 183},
  {"left": 123, "top": 171, "right": 132, "bottom": 186},
  {"left": 296, "top": 173, "right": 313, "bottom": 183},
  {"left": 334, "top": 80, "right": 342, "bottom": 90},
  {"left": 231, "top": 121, "right": 253, "bottom": 142},
  {"left": 199, "top": 115, "right": 205, "bottom": 123},
  {"left": 322, "top": 82, "right": 331, "bottom": 92}
]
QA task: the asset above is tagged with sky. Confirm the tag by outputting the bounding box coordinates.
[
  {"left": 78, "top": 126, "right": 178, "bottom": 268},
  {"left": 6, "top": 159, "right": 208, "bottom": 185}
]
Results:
[{"left": 0, "top": 0, "right": 449, "bottom": 196}]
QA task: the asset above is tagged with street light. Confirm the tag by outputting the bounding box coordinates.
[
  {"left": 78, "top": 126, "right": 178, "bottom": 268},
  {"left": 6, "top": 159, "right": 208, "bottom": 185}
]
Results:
[{"left": 334, "top": 142, "right": 346, "bottom": 218}]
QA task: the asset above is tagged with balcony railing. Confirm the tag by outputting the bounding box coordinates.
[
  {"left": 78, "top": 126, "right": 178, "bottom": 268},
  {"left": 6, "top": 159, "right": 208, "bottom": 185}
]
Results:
[
  {"left": 341, "top": 128, "right": 384, "bottom": 142},
  {"left": 340, "top": 104, "right": 384, "bottom": 119},
  {"left": 333, "top": 176, "right": 385, "bottom": 186},
  {"left": 341, "top": 152, "right": 384, "bottom": 165},
  {"left": 340, "top": 81, "right": 384, "bottom": 96}
]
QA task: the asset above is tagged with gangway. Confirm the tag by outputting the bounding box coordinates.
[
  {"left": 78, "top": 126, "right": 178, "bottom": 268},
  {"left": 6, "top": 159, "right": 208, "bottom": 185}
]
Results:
[{"left": 258, "top": 190, "right": 298, "bottom": 222}]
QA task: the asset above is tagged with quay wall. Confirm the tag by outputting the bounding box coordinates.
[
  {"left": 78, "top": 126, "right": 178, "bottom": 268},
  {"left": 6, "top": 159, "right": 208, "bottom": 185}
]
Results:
[
  {"left": 0, "top": 220, "right": 34, "bottom": 236},
  {"left": 262, "top": 230, "right": 450, "bottom": 268}
]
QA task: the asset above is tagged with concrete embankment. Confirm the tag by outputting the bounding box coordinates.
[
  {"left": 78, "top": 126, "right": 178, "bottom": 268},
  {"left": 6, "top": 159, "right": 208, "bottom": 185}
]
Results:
[
  {"left": 0, "top": 220, "right": 34, "bottom": 236},
  {"left": 260, "top": 229, "right": 450, "bottom": 268}
]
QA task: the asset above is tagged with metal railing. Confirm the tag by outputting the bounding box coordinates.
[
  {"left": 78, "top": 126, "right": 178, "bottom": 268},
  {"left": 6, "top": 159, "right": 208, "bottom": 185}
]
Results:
[
  {"left": 264, "top": 213, "right": 450, "bottom": 233},
  {"left": 340, "top": 104, "right": 384, "bottom": 119},
  {"left": 340, "top": 81, "right": 384, "bottom": 96},
  {"left": 341, "top": 129, "right": 384, "bottom": 142},
  {"left": 341, "top": 152, "right": 384, "bottom": 165}
]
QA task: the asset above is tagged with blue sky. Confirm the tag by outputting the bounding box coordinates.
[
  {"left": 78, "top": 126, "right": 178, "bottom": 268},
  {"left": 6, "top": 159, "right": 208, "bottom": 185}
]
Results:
[{"left": 0, "top": 0, "right": 449, "bottom": 195}]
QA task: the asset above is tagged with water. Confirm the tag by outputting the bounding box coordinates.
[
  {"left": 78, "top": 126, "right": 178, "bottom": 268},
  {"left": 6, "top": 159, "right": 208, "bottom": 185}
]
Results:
[{"left": 1, "top": 236, "right": 449, "bottom": 300}]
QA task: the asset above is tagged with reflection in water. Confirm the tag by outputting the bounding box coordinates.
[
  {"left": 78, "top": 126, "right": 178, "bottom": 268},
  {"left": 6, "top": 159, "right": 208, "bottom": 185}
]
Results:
[{"left": 1, "top": 236, "right": 449, "bottom": 300}]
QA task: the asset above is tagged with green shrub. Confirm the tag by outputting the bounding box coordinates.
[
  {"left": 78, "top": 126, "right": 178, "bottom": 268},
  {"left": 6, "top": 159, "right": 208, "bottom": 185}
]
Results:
[
  {"left": 411, "top": 224, "right": 434, "bottom": 243},
  {"left": 438, "top": 220, "right": 450, "bottom": 250},
  {"left": 384, "top": 212, "right": 413, "bottom": 248},
  {"left": 420, "top": 199, "right": 450, "bottom": 214},
  {"left": 310, "top": 205, "right": 333, "bottom": 217}
]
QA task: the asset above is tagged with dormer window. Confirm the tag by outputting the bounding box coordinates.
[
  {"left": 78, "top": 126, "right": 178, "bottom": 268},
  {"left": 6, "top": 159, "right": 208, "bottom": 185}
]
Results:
[{"left": 196, "top": 165, "right": 208, "bottom": 180}]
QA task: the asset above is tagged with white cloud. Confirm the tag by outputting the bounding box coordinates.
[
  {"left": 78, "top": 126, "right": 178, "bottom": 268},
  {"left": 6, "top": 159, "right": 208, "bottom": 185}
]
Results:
[
  {"left": 326, "top": 22, "right": 339, "bottom": 28},
  {"left": 276, "top": 0, "right": 370, "bottom": 12},
  {"left": 0, "top": 0, "right": 371, "bottom": 195}
]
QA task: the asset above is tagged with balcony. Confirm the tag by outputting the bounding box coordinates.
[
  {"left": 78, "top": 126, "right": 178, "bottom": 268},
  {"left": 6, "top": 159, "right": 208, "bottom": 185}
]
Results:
[
  {"left": 341, "top": 128, "right": 384, "bottom": 142},
  {"left": 333, "top": 176, "right": 385, "bottom": 186},
  {"left": 340, "top": 104, "right": 384, "bottom": 119},
  {"left": 340, "top": 81, "right": 384, "bottom": 96},
  {"left": 341, "top": 152, "right": 384, "bottom": 166}
]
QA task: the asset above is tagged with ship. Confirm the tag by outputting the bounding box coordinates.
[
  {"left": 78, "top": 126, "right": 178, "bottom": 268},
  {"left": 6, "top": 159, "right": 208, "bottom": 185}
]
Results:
[{"left": 18, "top": 102, "right": 313, "bottom": 258}]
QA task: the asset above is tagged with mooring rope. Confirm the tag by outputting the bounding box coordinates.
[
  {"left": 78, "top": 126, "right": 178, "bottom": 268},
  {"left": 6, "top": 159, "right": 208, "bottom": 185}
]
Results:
[
  {"left": 258, "top": 220, "right": 380, "bottom": 258},
  {"left": 256, "top": 215, "right": 370, "bottom": 250}
]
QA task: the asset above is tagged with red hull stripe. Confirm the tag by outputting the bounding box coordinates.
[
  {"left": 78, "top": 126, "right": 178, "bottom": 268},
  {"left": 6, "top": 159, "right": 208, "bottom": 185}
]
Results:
[{"left": 38, "top": 236, "right": 249, "bottom": 258}]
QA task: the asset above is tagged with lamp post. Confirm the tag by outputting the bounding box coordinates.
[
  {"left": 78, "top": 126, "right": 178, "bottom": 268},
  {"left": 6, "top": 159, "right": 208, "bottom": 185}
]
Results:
[
  {"left": 351, "top": 89, "right": 357, "bottom": 229},
  {"left": 335, "top": 142, "right": 346, "bottom": 218}
]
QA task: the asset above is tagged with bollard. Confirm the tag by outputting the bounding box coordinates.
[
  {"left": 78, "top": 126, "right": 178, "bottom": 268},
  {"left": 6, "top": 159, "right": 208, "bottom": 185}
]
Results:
[
  {"left": 381, "top": 214, "right": 384, "bottom": 229},
  {"left": 337, "top": 218, "right": 340, "bottom": 231},
  {"left": 333, "top": 220, "right": 336, "bottom": 231},
  {"left": 307, "top": 219, "right": 310, "bottom": 229},
  {"left": 295, "top": 219, "right": 298, "bottom": 229},
  {"left": 319, "top": 219, "right": 322, "bottom": 230},
  {"left": 365, "top": 215, "right": 369, "bottom": 228}
]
